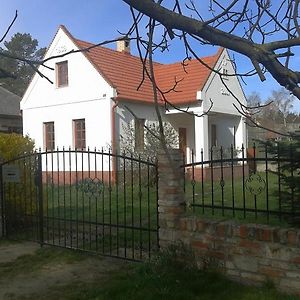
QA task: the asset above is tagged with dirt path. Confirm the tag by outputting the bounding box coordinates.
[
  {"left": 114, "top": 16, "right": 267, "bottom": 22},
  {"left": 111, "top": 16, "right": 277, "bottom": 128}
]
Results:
[
  {"left": 0, "top": 242, "right": 128, "bottom": 300},
  {"left": 0, "top": 242, "right": 39, "bottom": 263}
]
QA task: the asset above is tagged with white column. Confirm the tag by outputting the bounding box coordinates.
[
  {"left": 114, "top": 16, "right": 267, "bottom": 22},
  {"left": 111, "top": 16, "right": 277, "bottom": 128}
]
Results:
[
  {"left": 194, "top": 114, "right": 209, "bottom": 162},
  {"left": 236, "top": 116, "right": 247, "bottom": 157}
]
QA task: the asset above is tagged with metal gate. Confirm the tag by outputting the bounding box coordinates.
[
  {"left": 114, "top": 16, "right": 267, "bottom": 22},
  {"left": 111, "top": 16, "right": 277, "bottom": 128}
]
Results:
[{"left": 0, "top": 149, "right": 159, "bottom": 261}]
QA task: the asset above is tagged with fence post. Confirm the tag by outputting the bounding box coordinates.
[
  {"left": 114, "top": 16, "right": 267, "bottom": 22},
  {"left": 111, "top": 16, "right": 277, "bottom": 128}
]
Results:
[
  {"left": 37, "top": 152, "right": 44, "bottom": 246},
  {"left": 158, "top": 149, "right": 185, "bottom": 248},
  {"left": 0, "top": 163, "right": 4, "bottom": 239}
]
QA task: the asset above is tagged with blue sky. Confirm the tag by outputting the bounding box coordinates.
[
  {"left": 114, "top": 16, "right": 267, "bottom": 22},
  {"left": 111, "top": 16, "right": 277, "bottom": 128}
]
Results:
[{"left": 1, "top": 0, "right": 300, "bottom": 112}]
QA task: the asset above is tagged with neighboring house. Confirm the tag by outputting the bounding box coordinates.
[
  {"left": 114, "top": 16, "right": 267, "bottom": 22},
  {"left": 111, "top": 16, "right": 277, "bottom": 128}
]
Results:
[
  {"left": 0, "top": 86, "right": 22, "bottom": 133},
  {"left": 21, "top": 25, "right": 247, "bottom": 172}
]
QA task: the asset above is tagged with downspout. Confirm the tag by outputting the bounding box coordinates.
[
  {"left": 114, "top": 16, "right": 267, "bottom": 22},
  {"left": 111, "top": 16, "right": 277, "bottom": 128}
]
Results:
[{"left": 111, "top": 96, "right": 118, "bottom": 183}]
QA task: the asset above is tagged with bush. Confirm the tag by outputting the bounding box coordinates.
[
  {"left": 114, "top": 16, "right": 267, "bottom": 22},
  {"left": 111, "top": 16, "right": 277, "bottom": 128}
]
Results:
[
  {"left": 0, "top": 133, "right": 34, "bottom": 161},
  {"left": 0, "top": 133, "right": 36, "bottom": 233},
  {"left": 119, "top": 121, "right": 178, "bottom": 186}
]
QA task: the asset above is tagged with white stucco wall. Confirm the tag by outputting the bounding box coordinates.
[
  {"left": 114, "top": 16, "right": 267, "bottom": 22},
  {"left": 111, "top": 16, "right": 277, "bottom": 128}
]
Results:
[
  {"left": 21, "top": 27, "right": 115, "bottom": 172},
  {"left": 21, "top": 27, "right": 114, "bottom": 152},
  {"left": 202, "top": 49, "right": 247, "bottom": 115},
  {"left": 165, "top": 113, "right": 195, "bottom": 162},
  {"left": 22, "top": 98, "right": 112, "bottom": 150},
  {"left": 194, "top": 49, "right": 247, "bottom": 161},
  {"left": 116, "top": 101, "right": 168, "bottom": 150}
]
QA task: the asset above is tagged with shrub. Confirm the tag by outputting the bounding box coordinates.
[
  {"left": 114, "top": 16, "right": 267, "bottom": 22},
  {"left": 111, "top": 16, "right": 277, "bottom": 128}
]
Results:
[
  {"left": 0, "top": 133, "right": 34, "bottom": 161},
  {"left": 119, "top": 121, "right": 178, "bottom": 186},
  {"left": 0, "top": 133, "right": 36, "bottom": 233}
]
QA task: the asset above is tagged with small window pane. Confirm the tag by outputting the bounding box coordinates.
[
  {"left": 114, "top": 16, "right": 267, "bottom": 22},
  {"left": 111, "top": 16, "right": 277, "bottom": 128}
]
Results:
[
  {"left": 56, "top": 61, "right": 68, "bottom": 87},
  {"left": 73, "top": 119, "right": 86, "bottom": 150},
  {"left": 44, "top": 122, "right": 55, "bottom": 150}
]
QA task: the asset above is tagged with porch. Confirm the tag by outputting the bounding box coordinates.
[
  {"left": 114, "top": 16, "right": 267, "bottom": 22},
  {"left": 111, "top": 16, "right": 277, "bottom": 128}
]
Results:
[{"left": 166, "top": 111, "right": 247, "bottom": 164}]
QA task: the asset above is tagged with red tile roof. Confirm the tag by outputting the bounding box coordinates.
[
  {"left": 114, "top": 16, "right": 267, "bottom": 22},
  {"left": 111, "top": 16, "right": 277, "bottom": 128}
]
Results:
[
  {"left": 155, "top": 51, "right": 222, "bottom": 105},
  {"left": 61, "top": 25, "right": 222, "bottom": 106}
]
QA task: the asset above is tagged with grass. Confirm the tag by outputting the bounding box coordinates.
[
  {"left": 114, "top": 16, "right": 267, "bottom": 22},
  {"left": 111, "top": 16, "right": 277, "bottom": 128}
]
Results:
[
  {"left": 0, "top": 246, "right": 89, "bottom": 280},
  {"left": 0, "top": 238, "right": 21, "bottom": 246},
  {"left": 15, "top": 244, "right": 300, "bottom": 300}
]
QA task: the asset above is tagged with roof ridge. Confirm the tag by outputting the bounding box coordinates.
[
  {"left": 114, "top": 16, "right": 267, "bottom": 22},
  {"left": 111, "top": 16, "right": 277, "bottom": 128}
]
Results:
[
  {"left": 74, "top": 38, "right": 163, "bottom": 66},
  {"left": 155, "top": 50, "right": 221, "bottom": 69},
  {"left": 0, "top": 86, "right": 21, "bottom": 99}
]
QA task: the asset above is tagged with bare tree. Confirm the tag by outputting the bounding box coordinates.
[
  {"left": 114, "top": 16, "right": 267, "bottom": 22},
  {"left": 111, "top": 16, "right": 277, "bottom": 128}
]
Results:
[
  {"left": 122, "top": 0, "right": 300, "bottom": 101},
  {"left": 2, "top": 2, "right": 299, "bottom": 146},
  {"left": 267, "top": 87, "right": 295, "bottom": 128},
  {"left": 247, "top": 91, "right": 263, "bottom": 117}
]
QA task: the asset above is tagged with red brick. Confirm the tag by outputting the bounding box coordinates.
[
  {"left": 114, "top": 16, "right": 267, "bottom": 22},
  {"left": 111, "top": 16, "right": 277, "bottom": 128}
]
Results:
[
  {"left": 239, "top": 239, "right": 261, "bottom": 250},
  {"left": 165, "top": 206, "right": 184, "bottom": 214},
  {"left": 217, "top": 224, "right": 226, "bottom": 237},
  {"left": 287, "top": 231, "right": 297, "bottom": 246},
  {"left": 291, "top": 256, "right": 300, "bottom": 265},
  {"left": 239, "top": 225, "right": 248, "bottom": 239},
  {"left": 258, "top": 228, "right": 273, "bottom": 242},
  {"left": 260, "top": 267, "right": 284, "bottom": 278},
  {"left": 191, "top": 240, "right": 209, "bottom": 250},
  {"left": 197, "top": 220, "right": 207, "bottom": 232},
  {"left": 209, "top": 251, "right": 225, "bottom": 260},
  {"left": 164, "top": 187, "right": 181, "bottom": 194}
]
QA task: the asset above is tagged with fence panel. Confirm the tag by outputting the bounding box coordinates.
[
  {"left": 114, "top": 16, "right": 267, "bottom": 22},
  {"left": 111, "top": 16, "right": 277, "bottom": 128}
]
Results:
[
  {"left": 182, "top": 143, "right": 300, "bottom": 226},
  {"left": 1, "top": 149, "right": 159, "bottom": 261}
]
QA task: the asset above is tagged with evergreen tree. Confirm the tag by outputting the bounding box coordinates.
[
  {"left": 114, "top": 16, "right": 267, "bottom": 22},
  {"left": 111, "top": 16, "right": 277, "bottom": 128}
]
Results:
[
  {"left": 264, "top": 135, "right": 300, "bottom": 225},
  {"left": 0, "top": 33, "right": 46, "bottom": 96}
]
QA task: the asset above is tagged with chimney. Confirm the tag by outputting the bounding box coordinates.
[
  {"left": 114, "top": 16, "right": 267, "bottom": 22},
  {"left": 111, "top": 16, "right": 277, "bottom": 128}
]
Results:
[{"left": 116, "top": 38, "right": 130, "bottom": 54}]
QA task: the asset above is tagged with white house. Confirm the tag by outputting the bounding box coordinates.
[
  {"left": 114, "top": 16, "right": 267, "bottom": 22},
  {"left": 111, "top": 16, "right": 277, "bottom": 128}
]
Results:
[{"left": 21, "top": 25, "right": 247, "bottom": 175}]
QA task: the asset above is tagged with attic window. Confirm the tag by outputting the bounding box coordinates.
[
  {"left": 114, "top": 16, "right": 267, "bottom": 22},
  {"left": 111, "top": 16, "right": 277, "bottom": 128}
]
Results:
[{"left": 56, "top": 61, "right": 68, "bottom": 87}]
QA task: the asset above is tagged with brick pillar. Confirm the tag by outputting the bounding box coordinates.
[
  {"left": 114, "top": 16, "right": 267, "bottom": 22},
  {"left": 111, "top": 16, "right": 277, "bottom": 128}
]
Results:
[{"left": 158, "top": 149, "right": 185, "bottom": 248}]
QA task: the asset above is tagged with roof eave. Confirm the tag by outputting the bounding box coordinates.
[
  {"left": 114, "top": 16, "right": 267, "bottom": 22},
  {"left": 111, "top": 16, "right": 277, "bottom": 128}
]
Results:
[{"left": 115, "top": 96, "right": 164, "bottom": 106}]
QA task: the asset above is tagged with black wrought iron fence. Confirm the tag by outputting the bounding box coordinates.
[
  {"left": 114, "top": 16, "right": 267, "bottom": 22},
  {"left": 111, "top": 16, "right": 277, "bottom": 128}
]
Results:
[
  {"left": 182, "top": 143, "right": 300, "bottom": 226},
  {"left": 0, "top": 148, "right": 159, "bottom": 261}
]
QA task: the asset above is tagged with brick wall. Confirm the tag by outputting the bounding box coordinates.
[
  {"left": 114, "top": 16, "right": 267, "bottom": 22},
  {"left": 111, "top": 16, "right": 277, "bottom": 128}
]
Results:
[
  {"left": 178, "top": 218, "right": 300, "bottom": 295},
  {"left": 158, "top": 149, "right": 300, "bottom": 296}
]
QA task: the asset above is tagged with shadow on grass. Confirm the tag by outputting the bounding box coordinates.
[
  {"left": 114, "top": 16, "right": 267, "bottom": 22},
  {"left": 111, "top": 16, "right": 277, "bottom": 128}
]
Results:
[{"left": 19, "top": 243, "right": 300, "bottom": 300}]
